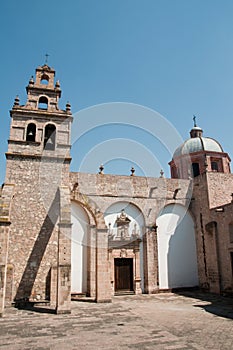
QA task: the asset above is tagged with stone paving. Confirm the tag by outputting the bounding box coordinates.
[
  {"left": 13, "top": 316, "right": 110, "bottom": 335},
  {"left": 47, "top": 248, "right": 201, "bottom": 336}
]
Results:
[{"left": 0, "top": 292, "right": 233, "bottom": 350}]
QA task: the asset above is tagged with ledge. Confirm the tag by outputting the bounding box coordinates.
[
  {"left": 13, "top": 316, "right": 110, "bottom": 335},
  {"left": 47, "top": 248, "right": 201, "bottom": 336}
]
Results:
[
  {"left": 0, "top": 219, "right": 11, "bottom": 225},
  {"left": 8, "top": 140, "right": 41, "bottom": 146},
  {"left": 5, "top": 152, "right": 72, "bottom": 162}
]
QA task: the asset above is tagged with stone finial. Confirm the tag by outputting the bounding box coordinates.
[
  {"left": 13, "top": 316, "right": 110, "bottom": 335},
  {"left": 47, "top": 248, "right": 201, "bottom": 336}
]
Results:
[
  {"left": 99, "top": 164, "right": 104, "bottom": 174},
  {"left": 55, "top": 80, "right": 60, "bottom": 89},
  {"left": 29, "top": 76, "right": 34, "bottom": 86},
  {"left": 66, "top": 101, "right": 71, "bottom": 112},
  {"left": 130, "top": 167, "right": 135, "bottom": 176},
  {"left": 13, "top": 95, "right": 20, "bottom": 107},
  {"left": 160, "top": 169, "right": 164, "bottom": 178}
]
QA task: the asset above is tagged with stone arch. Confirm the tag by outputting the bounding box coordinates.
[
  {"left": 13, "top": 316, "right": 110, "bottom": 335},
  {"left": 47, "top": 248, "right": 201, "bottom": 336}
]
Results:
[
  {"left": 40, "top": 74, "right": 49, "bottom": 85},
  {"left": 157, "top": 203, "right": 198, "bottom": 290},
  {"left": 104, "top": 201, "right": 145, "bottom": 238},
  {"left": 26, "top": 122, "right": 36, "bottom": 142},
  {"left": 70, "top": 187, "right": 107, "bottom": 229},
  {"left": 38, "top": 95, "right": 49, "bottom": 110},
  {"left": 44, "top": 123, "right": 56, "bottom": 150},
  {"left": 71, "top": 197, "right": 97, "bottom": 227}
]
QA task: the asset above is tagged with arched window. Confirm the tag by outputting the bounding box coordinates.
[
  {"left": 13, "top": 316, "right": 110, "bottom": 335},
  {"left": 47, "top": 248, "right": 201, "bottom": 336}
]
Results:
[
  {"left": 211, "top": 161, "right": 219, "bottom": 172},
  {"left": 40, "top": 74, "right": 49, "bottom": 85},
  {"left": 38, "top": 96, "right": 48, "bottom": 110},
  {"left": 44, "top": 124, "right": 56, "bottom": 150},
  {"left": 192, "top": 163, "right": 200, "bottom": 177},
  {"left": 26, "top": 123, "right": 36, "bottom": 142}
]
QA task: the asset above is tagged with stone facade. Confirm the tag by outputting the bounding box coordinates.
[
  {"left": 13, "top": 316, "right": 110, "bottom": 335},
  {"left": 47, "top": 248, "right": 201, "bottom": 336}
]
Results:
[{"left": 0, "top": 64, "right": 233, "bottom": 316}]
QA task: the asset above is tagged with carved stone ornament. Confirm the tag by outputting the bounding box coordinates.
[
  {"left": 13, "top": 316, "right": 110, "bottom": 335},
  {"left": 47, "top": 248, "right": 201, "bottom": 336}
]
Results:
[{"left": 120, "top": 249, "right": 127, "bottom": 258}]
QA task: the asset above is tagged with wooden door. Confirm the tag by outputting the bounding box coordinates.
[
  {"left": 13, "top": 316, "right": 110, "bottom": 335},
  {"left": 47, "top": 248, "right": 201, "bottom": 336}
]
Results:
[{"left": 114, "top": 258, "right": 133, "bottom": 292}]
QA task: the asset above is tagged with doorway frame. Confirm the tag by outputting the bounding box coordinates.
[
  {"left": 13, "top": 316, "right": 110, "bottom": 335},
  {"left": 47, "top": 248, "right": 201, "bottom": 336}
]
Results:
[{"left": 114, "top": 258, "right": 134, "bottom": 293}]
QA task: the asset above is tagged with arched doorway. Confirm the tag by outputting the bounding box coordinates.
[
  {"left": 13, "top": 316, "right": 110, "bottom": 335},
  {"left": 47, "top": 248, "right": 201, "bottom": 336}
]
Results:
[
  {"left": 157, "top": 204, "right": 198, "bottom": 289},
  {"left": 71, "top": 202, "right": 89, "bottom": 294},
  {"left": 104, "top": 201, "right": 145, "bottom": 294}
]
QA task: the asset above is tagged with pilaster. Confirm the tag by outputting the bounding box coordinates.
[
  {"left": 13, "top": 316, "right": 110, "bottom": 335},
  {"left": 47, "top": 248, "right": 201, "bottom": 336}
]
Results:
[
  {"left": 96, "top": 228, "right": 111, "bottom": 302},
  {"left": 143, "top": 227, "right": 159, "bottom": 294}
]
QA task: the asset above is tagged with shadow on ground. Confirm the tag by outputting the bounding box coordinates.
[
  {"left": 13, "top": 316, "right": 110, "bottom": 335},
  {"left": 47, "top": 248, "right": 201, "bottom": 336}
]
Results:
[
  {"left": 175, "top": 290, "right": 233, "bottom": 320},
  {"left": 14, "top": 301, "right": 56, "bottom": 314}
]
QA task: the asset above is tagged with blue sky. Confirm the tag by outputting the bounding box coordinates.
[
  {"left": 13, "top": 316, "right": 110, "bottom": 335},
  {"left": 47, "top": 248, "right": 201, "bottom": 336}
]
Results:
[{"left": 1, "top": 0, "right": 233, "bottom": 183}]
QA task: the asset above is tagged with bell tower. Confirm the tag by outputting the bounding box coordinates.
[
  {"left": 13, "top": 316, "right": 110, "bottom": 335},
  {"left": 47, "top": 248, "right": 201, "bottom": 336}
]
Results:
[
  {"left": 2, "top": 64, "right": 73, "bottom": 314},
  {"left": 7, "top": 63, "right": 72, "bottom": 160}
]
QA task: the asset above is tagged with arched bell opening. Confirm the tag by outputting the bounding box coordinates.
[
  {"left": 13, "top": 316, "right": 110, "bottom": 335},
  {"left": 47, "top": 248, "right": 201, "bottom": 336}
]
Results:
[
  {"left": 40, "top": 74, "right": 49, "bottom": 85},
  {"left": 44, "top": 124, "right": 56, "bottom": 150},
  {"left": 38, "top": 96, "right": 48, "bottom": 110},
  {"left": 26, "top": 123, "right": 36, "bottom": 142}
]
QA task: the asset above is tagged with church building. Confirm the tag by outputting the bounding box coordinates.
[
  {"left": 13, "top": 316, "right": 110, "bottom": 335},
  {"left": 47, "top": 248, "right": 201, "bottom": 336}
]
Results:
[{"left": 1, "top": 64, "right": 233, "bottom": 315}]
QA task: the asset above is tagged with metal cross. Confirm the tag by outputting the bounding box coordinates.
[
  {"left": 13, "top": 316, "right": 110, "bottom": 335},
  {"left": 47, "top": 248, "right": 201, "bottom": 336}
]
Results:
[
  {"left": 45, "top": 53, "right": 49, "bottom": 64},
  {"left": 193, "top": 115, "right": 197, "bottom": 127}
]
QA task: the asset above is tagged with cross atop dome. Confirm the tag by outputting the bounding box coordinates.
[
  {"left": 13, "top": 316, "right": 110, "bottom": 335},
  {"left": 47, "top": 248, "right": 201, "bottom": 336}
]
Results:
[
  {"left": 190, "top": 115, "right": 203, "bottom": 138},
  {"left": 193, "top": 115, "right": 197, "bottom": 127}
]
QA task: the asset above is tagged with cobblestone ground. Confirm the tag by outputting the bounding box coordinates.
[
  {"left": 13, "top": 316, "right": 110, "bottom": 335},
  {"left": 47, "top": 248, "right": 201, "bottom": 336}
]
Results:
[{"left": 0, "top": 292, "right": 233, "bottom": 350}]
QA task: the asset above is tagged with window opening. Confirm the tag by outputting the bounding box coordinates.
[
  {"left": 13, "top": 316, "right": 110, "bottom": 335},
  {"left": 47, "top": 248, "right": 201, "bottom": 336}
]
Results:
[
  {"left": 26, "top": 123, "right": 36, "bottom": 142},
  {"left": 38, "top": 96, "right": 48, "bottom": 110},
  {"left": 44, "top": 124, "right": 56, "bottom": 150},
  {"left": 211, "top": 161, "right": 219, "bottom": 172},
  {"left": 40, "top": 74, "right": 49, "bottom": 85},
  {"left": 192, "top": 163, "right": 200, "bottom": 177}
]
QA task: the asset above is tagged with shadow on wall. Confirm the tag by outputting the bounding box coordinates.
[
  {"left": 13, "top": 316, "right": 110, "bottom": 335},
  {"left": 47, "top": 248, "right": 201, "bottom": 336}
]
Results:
[
  {"left": 15, "top": 189, "right": 60, "bottom": 303},
  {"left": 167, "top": 209, "right": 199, "bottom": 289},
  {"left": 157, "top": 204, "right": 198, "bottom": 290},
  {"left": 71, "top": 202, "right": 89, "bottom": 295}
]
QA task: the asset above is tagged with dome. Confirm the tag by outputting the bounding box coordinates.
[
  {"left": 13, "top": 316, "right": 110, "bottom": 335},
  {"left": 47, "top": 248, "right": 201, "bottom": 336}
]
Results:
[{"left": 173, "top": 125, "right": 223, "bottom": 158}]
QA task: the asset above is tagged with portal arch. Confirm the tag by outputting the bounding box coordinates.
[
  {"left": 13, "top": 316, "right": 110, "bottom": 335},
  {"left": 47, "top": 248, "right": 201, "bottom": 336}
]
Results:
[{"left": 104, "top": 201, "right": 145, "bottom": 294}]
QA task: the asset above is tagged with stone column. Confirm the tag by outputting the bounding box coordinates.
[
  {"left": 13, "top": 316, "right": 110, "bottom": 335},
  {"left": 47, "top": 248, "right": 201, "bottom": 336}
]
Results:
[
  {"left": 96, "top": 228, "right": 112, "bottom": 302},
  {"left": 56, "top": 223, "right": 71, "bottom": 314},
  {"left": 49, "top": 265, "right": 57, "bottom": 309},
  {"left": 55, "top": 186, "right": 72, "bottom": 314},
  {"left": 134, "top": 246, "right": 142, "bottom": 294},
  {"left": 87, "top": 225, "right": 96, "bottom": 298},
  {"left": 0, "top": 184, "right": 14, "bottom": 316},
  {"left": 143, "top": 227, "right": 159, "bottom": 294},
  {"left": 0, "top": 223, "right": 10, "bottom": 317}
]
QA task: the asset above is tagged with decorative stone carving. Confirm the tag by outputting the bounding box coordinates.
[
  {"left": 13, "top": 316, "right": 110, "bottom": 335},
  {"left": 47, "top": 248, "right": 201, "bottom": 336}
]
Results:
[{"left": 120, "top": 249, "right": 127, "bottom": 258}]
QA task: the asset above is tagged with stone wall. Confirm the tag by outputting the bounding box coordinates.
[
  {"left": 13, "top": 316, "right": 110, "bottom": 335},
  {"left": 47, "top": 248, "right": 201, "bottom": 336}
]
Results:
[
  {"left": 206, "top": 172, "right": 233, "bottom": 208},
  {"left": 4, "top": 156, "right": 64, "bottom": 302},
  {"left": 70, "top": 172, "right": 193, "bottom": 223},
  {"left": 191, "top": 173, "right": 233, "bottom": 294},
  {"left": 70, "top": 172, "right": 193, "bottom": 295}
]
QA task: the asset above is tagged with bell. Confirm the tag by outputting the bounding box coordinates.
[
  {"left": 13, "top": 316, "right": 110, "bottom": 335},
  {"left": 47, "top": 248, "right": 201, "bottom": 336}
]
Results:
[
  {"left": 28, "top": 130, "right": 34, "bottom": 137},
  {"left": 46, "top": 138, "right": 53, "bottom": 145}
]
